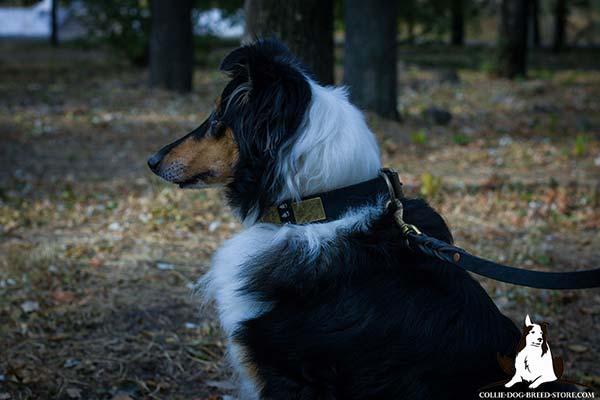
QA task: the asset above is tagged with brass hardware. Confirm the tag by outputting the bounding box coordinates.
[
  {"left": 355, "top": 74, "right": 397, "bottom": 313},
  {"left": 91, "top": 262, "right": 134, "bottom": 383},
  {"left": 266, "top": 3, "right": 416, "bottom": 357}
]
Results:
[
  {"left": 392, "top": 199, "right": 422, "bottom": 237},
  {"left": 292, "top": 197, "right": 326, "bottom": 224},
  {"left": 261, "top": 207, "right": 281, "bottom": 224},
  {"left": 261, "top": 197, "right": 326, "bottom": 224},
  {"left": 453, "top": 253, "right": 461, "bottom": 262}
]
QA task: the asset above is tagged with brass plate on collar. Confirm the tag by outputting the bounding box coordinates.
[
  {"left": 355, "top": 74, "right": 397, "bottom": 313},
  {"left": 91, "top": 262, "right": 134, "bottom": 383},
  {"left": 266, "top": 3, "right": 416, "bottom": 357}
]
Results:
[
  {"left": 261, "top": 206, "right": 281, "bottom": 224},
  {"left": 292, "top": 197, "right": 326, "bottom": 224}
]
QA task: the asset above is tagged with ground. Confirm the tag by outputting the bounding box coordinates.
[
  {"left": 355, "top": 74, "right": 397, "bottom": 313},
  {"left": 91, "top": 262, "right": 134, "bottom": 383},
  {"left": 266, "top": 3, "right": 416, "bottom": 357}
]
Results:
[{"left": 0, "top": 41, "right": 599, "bottom": 400}]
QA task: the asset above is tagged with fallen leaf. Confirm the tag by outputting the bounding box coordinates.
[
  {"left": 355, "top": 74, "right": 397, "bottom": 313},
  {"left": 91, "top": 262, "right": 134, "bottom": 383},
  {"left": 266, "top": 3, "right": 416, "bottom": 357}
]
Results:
[
  {"left": 66, "top": 388, "right": 81, "bottom": 399},
  {"left": 208, "top": 220, "right": 221, "bottom": 232},
  {"left": 568, "top": 344, "right": 588, "bottom": 353},
  {"left": 89, "top": 257, "right": 102, "bottom": 268},
  {"left": 108, "top": 222, "right": 122, "bottom": 231},
  {"left": 63, "top": 358, "right": 80, "bottom": 368},
  {"left": 156, "top": 262, "right": 175, "bottom": 270},
  {"left": 110, "top": 394, "right": 133, "bottom": 400},
  {"left": 20, "top": 301, "right": 39, "bottom": 313},
  {"left": 52, "top": 290, "right": 76, "bottom": 304}
]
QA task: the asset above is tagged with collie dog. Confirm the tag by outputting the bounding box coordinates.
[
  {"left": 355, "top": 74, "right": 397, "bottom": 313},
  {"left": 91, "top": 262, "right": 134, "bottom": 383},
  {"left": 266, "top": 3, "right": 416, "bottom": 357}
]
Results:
[
  {"left": 148, "top": 40, "right": 567, "bottom": 399},
  {"left": 505, "top": 315, "right": 559, "bottom": 389}
]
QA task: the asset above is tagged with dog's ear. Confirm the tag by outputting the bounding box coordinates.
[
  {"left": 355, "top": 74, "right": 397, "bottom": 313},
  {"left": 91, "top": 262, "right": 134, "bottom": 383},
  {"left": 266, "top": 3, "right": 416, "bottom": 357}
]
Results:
[
  {"left": 220, "top": 39, "right": 307, "bottom": 93},
  {"left": 525, "top": 314, "right": 533, "bottom": 327},
  {"left": 219, "top": 39, "right": 311, "bottom": 153},
  {"left": 220, "top": 46, "right": 250, "bottom": 79}
]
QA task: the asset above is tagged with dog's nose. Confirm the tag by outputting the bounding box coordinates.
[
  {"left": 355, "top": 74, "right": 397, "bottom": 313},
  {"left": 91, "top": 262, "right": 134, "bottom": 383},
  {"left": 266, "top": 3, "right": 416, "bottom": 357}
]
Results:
[
  {"left": 147, "top": 153, "right": 162, "bottom": 173},
  {"left": 537, "top": 338, "right": 543, "bottom": 342}
]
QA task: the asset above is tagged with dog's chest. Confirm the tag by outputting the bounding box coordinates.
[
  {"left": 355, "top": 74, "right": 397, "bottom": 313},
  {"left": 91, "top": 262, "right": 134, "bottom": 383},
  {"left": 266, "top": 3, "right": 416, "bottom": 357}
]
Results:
[
  {"left": 201, "top": 208, "right": 380, "bottom": 398},
  {"left": 203, "top": 212, "right": 371, "bottom": 334},
  {"left": 203, "top": 225, "right": 278, "bottom": 336},
  {"left": 201, "top": 226, "right": 283, "bottom": 399}
]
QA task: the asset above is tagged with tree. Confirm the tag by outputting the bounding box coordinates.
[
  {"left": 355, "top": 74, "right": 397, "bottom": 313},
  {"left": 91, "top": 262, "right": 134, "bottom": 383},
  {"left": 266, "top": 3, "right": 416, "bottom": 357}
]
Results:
[
  {"left": 398, "top": 0, "right": 417, "bottom": 44},
  {"left": 50, "top": 0, "right": 58, "bottom": 46},
  {"left": 529, "top": 0, "right": 541, "bottom": 48},
  {"left": 80, "top": 0, "right": 151, "bottom": 65},
  {"left": 343, "top": 0, "right": 398, "bottom": 119},
  {"left": 553, "top": 0, "right": 567, "bottom": 52},
  {"left": 244, "top": 0, "right": 334, "bottom": 85},
  {"left": 149, "top": 0, "right": 194, "bottom": 92},
  {"left": 497, "top": 0, "right": 529, "bottom": 78},
  {"left": 451, "top": 0, "right": 465, "bottom": 46}
]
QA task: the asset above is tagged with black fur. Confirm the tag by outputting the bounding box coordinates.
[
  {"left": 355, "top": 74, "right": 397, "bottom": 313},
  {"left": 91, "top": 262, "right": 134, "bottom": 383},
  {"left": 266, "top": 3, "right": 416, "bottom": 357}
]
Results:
[
  {"left": 234, "top": 199, "right": 524, "bottom": 399},
  {"left": 218, "top": 39, "right": 312, "bottom": 220}
]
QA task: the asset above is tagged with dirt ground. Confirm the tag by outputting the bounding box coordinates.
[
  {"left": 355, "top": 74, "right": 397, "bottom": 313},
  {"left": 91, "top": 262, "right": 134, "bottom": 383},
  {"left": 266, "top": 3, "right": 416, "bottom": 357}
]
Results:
[{"left": 0, "top": 41, "right": 599, "bottom": 399}]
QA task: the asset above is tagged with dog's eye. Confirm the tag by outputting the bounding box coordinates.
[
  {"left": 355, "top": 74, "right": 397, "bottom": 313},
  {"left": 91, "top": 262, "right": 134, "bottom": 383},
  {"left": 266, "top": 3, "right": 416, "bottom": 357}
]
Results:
[{"left": 209, "top": 120, "right": 225, "bottom": 138}]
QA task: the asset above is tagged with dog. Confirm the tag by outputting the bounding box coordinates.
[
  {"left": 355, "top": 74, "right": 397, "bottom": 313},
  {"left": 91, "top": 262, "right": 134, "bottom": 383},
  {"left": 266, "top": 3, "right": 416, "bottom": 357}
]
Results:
[
  {"left": 148, "top": 39, "right": 571, "bottom": 399},
  {"left": 505, "top": 315, "right": 559, "bottom": 389}
]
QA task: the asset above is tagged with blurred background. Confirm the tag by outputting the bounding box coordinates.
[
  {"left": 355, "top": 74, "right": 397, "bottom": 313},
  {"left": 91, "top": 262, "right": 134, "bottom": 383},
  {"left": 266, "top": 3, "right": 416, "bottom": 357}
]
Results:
[{"left": 0, "top": 0, "right": 599, "bottom": 399}]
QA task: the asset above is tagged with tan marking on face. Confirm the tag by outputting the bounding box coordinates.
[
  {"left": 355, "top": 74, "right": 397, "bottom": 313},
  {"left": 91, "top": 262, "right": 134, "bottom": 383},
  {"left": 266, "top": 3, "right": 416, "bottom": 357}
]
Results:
[{"left": 162, "top": 127, "right": 238, "bottom": 184}]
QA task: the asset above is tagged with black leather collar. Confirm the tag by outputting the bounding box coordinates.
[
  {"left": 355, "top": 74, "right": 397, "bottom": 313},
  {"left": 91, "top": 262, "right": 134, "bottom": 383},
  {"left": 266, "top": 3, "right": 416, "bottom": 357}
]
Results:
[
  {"left": 261, "top": 169, "right": 402, "bottom": 224},
  {"left": 258, "top": 168, "right": 600, "bottom": 289}
]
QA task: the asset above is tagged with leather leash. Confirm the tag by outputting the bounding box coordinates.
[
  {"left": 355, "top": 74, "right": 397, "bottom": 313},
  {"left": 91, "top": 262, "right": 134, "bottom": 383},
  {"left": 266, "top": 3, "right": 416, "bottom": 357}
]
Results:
[{"left": 381, "top": 169, "right": 600, "bottom": 290}]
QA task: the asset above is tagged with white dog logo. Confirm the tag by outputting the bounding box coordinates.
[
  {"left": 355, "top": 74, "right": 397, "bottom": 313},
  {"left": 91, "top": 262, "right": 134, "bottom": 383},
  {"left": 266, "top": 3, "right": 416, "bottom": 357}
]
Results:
[{"left": 505, "top": 315, "right": 560, "bottom": 389}]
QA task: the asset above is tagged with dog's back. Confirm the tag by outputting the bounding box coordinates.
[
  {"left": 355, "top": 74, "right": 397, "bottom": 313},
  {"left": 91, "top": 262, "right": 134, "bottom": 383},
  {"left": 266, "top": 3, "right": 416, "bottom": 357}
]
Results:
[{"left": 232, "top": 198, "right": 522, "bottom": 399}]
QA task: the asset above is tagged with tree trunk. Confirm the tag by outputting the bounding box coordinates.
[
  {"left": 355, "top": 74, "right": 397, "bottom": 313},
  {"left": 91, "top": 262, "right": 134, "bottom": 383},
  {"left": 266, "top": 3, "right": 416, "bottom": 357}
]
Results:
[
  {"left": 343, "top": 0, "right": 398, "bottom": 119},
  {"left": 451, "top": 0, "right": 465, "bottom": 46},
  {"left": 50, "top": 0, "right": 58, "bottom": 47},
  {"left": 407, "top": 18, "right": 415, "bottom": 45},
  {"left": 403, "top": 0, "right": 416, "bottom": 45},
  {"left": 244, "top": 0, "right": 334, "bottom": 85},
  {"left": 529, "top": 0, "right": 541, "bottom": 48},
  {"left": 553, "top": 0, "right": 567, "bottom": 52},
  {"left": 149, "top": 0, "right": 194, "bottom": 93},
  {"left": 497, "top": 0, "right": 528, "bottom": 79}
]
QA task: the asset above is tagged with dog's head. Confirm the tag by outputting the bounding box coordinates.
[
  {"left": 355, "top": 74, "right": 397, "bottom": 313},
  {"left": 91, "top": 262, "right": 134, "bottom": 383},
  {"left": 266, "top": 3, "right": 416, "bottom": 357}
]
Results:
[
  {"left": 516, "top": 314, "right": 549, "bottom": 355},
  {"left": 147, "top": 40, "right": 310, "bottom": 192},
  {"left": 148, "top": 39, "right": 381, "bottom": 223}
]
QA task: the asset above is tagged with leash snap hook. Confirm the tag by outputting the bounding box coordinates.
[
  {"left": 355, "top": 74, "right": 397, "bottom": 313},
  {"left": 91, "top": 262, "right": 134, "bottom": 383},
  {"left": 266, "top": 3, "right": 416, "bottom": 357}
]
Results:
[{"left": 392, "top": 199, "right": 422, "bottom": 237}]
